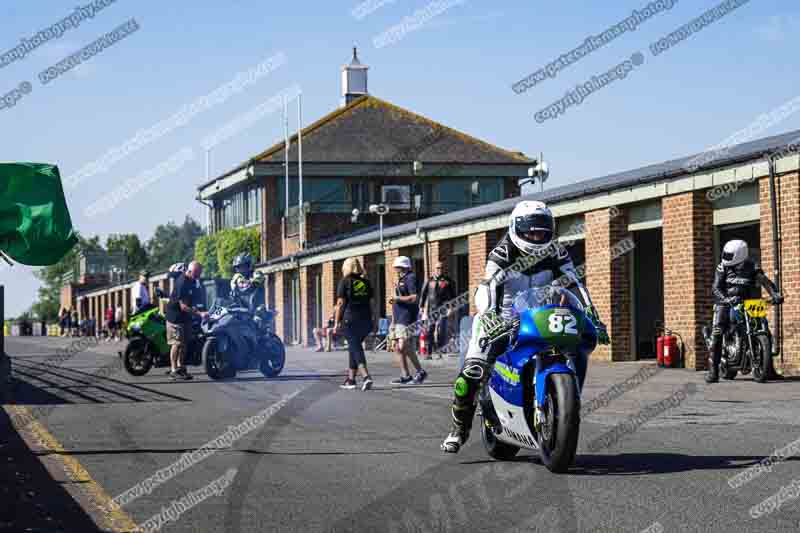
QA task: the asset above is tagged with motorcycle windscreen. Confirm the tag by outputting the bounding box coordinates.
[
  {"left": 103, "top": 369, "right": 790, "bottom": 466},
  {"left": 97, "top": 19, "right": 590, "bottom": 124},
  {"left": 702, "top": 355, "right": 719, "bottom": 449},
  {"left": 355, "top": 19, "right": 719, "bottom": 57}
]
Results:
[{"left": 519, "top": 305, "right": 586, "bottom": 348}]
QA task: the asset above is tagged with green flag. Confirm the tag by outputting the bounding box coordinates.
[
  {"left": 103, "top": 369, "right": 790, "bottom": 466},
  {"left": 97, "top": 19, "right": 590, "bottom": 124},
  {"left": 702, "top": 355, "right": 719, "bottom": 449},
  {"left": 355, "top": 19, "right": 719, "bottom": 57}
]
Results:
[{"left": 0, "top": 163, "right": 78, "bottom": 266}]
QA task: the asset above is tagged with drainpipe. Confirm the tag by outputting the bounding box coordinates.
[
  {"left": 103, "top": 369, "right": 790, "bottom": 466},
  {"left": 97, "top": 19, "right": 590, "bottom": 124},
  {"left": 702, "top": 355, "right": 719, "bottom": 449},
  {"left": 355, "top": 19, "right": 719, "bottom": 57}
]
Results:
[
  {"left": 766, "top": 155, "right": 782, "bottom": 360},
  {"left": 196, "top": 196, "right": 214, "bottom": 235}
]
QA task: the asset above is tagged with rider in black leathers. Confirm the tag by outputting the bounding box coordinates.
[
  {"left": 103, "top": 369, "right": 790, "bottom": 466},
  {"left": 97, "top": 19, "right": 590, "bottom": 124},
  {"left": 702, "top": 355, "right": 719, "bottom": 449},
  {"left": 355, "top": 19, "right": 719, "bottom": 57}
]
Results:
[
  {"left": 230, "top": 253, "right": 265, "bottom": 311},
  {"left": 706, "top": 239, "right": 784, "bottom": 383}
]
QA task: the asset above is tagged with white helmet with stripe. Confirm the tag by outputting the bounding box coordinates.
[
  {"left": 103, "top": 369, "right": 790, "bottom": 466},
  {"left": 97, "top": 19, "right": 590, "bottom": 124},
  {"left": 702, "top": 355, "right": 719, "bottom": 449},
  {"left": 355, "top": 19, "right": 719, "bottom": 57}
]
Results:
[
  {"left": 722, "top": 240, "right": 748, "bottom": 267},
  {"left": 508, "top": 200, "right": 555, "bottom": 256}
]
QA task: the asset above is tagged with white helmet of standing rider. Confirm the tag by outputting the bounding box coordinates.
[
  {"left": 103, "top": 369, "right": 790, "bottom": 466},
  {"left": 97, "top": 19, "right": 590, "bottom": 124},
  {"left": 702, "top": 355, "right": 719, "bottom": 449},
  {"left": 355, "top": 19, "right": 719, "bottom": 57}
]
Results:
[
  {"left": 508, "top": 200, "right": 555, "bottom": 256},
  {"left": 721, "top": 240, "right": 748, "bottom": 267}
]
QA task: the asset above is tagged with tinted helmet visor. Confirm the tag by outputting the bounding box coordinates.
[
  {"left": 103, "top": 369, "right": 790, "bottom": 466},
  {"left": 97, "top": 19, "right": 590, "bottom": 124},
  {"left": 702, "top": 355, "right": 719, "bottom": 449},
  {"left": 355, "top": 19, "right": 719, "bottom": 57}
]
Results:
[{"left": 515, "top": 214, "right": 554, "bottom": 244}]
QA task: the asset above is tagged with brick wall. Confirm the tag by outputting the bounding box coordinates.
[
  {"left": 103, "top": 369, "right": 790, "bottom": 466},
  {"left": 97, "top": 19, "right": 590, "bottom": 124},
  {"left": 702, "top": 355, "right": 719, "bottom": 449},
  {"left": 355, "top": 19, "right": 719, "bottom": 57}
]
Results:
[
  {"left": 384, "top": 248, "right": 400, "bottom": 317},
  {"left": 321, "top": 261, "right": 335, "bottom": 326},
  {"left": 467, "top": 229, "right": 503, "bottom": 315},
  {"left": 263, "top": 179, "right": 278, "bottom": 261},
  {"left": 361, "top": 254, "right": 381, "bottom": 325},
  {"left": 662, "top": 191, "right": 714, "bottom": 370},
  {"left": 585, "top": 208, "right": 632, "bottom": 362},
  {"left": 427, "top": 239, "right": 454, "bottom": 280},
  {"left": 300, "top": 267, "right": 313, "bottom": 346},
  {"left": 760, "top": 172, "right": 800, "bottom": 375},
  {"left": 60, "top": 285, "right": 74, "bottom": 312},
  {"left": 274, "top": 271, "right": 286, "bottom": 343}
]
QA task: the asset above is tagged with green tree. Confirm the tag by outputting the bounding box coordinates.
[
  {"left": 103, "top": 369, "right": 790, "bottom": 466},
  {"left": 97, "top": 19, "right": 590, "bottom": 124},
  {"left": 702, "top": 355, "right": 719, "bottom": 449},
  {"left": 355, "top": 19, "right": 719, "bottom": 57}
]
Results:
[
  {"left": 195, "top": 234, "right": 220, "bottom": 278},
  {"left": 106, "top": 233, "right": 149, "bottom": 274},
  {"left": 214, "top": 227, "right": 261, "bottom": 278},
  {"left": 145, "top": 216, "right": 204, "bottom": 272},
  {"left": 32, "top": 233, "right": 104, "bottom": 321}
]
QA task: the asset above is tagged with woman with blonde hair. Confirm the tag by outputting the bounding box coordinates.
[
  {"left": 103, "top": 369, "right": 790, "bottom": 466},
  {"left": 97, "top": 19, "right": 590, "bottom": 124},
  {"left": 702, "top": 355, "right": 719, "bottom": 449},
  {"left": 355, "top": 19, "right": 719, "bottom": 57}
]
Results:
[{"left": 335, "top": 257, "right": 374, "bottom": 390}]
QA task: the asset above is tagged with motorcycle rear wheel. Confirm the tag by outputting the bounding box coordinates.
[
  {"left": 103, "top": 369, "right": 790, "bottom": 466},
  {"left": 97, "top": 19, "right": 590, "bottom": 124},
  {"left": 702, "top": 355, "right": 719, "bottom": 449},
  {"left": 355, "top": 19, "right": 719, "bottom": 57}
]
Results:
[
  {"left": 480, "top": 416, "right": 519, "bottom": 460},
  {"left": 123, "top": 340, "right": 153, "bottom": 376},
  {"left": 721, "top": 334, "right": 738, "bottom": 380},
  {"left": 720, "top": 361, "right": 737, "bottom": 380},
  {"left": 539, "top": 373, "right": 580, "bottom": 473}
]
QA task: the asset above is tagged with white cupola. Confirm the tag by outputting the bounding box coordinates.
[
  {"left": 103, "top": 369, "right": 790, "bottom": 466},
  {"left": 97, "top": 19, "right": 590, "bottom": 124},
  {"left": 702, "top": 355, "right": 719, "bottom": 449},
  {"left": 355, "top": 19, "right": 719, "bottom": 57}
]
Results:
[{"left": 341, "top": 46, "right": 368, "bottom": 107}]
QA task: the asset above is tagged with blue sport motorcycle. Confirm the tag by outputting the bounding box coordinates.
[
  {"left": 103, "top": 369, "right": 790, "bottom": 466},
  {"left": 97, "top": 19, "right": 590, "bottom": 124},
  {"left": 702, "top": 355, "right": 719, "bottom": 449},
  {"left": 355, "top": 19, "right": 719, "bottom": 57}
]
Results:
[
  {"left": 477, "top": 285, "right": 597, "bottom": 473},
  {"left": 201, "top": 297, "right": 285, "bottom": 380}
]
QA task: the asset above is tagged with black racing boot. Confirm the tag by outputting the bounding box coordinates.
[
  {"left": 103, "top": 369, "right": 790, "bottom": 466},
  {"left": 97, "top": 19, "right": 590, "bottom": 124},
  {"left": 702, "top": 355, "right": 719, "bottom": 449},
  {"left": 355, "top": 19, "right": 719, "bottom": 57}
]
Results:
[
  {"left": 441, "top": 404, "right": 473, "bottom": 453},
  {"left": 767, "top": 356, "right": 784, "bottom": 380},
  {"left": 706, "top": 336, "right": 722, "bottom": 384},
  {"left": 705, "top": 363, "right": 719, "bottom": 383}
]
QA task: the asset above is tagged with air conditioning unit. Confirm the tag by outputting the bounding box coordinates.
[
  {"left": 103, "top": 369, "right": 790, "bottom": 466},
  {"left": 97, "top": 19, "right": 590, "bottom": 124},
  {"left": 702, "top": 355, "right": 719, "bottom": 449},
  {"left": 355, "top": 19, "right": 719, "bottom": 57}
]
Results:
[{"left": 381, "top": 185, "right": 411, "bottom": 210}]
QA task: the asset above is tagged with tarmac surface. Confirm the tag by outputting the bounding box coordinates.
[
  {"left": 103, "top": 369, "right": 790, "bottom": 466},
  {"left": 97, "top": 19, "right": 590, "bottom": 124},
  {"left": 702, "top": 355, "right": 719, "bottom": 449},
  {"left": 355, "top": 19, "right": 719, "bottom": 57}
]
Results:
[{"left": 3, "top": 335, "right": 800, "bottom": 532}]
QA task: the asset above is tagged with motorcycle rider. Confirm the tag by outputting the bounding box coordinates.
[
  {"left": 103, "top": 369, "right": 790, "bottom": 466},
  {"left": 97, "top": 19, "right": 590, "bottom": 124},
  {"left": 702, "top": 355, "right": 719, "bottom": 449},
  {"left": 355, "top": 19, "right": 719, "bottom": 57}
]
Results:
[
  {"left": 706, "top": 239, "right": 784, "bottom": 383},
  {"left": 441, "top": 200, "right": 610, "bottom": 453},
  {"left": 230, "top": 253, "right": 265, "bottom": 310}
]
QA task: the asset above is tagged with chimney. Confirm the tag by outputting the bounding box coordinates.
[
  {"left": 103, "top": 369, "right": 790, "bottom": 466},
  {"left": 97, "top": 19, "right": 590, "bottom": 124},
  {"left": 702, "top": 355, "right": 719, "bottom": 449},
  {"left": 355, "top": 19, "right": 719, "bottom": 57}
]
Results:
[{"left": 341, "top": 46, "right": 368, "bottom": 107}]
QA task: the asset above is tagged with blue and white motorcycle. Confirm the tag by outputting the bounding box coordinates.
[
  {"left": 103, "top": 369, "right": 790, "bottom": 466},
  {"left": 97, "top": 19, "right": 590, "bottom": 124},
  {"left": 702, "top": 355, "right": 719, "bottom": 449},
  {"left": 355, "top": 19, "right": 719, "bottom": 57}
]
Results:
[{"left": 477, "top": 285, "right": 597, "bottom": 473}]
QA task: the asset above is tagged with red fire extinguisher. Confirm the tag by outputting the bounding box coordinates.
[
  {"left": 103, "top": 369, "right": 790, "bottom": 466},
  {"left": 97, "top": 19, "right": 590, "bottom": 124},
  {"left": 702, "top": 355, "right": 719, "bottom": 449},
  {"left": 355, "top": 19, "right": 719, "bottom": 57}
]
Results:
[
  {"left": 656, "top": 328, "right": 684, "bottom": 368},
  {"left": 419, "top": 328, "right": 428, "bottom": 357}
]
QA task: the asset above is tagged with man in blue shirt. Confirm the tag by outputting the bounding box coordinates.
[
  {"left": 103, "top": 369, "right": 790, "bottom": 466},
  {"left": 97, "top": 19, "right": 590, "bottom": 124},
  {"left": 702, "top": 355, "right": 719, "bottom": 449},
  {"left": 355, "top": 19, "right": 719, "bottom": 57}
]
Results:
[
  {"left": 389, "top": 256, "right": 427, "bottom": 385},
  {"left": 165, "top": 261, "right": 206, "bottom": 380}
]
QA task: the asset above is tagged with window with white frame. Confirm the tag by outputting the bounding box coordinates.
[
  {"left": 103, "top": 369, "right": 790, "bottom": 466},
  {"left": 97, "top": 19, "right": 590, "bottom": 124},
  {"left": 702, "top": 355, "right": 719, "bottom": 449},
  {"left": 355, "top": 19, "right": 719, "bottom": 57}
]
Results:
[{"left": 218, "top": 185, "right": 263, "bottom": 230}]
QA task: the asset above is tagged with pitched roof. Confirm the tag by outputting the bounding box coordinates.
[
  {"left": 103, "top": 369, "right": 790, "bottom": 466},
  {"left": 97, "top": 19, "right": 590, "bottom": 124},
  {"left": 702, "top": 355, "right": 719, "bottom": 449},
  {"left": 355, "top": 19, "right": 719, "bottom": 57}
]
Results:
[
  {"left": 198, "top": 95, "right": 533, "bottom": 190},
  {"left": 257, "top": 127, "right": 800, "bottom": 268},
  {"left": 256, "top": 95, "right": 533, "bottom": 164}
]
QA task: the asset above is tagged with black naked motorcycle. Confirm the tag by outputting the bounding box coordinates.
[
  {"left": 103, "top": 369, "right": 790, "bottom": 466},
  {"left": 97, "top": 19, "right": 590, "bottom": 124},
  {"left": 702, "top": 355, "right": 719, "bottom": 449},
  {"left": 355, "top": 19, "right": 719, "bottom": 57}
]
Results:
[
  {"left": 703, "top": 297, "right": 775, "bottom": 383},
  {"left": 201, "top": 296, "right": 286, "bottom": 380}
]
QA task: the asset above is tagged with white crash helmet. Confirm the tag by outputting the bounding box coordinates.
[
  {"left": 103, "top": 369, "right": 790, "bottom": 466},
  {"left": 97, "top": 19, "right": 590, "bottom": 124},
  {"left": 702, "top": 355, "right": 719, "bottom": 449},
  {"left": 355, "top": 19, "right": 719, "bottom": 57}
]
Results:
[
  {"left": 168, "top": 262, "right": 186, "bottom": 279},
  {"left": 508, "top": 200, "right": 555, "bottom": 256},
  {"left": 722, "top": 240, "right": 748, "bottom": 267},
  {"left": 392, "top": 256, "right": 412, "bottom": 270}
]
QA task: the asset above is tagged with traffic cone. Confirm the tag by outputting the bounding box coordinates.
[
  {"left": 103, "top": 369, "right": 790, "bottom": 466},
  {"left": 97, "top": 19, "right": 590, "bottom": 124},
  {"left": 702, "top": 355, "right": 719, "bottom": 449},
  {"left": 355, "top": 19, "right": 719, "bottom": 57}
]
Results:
[{"left": 419, "top": 327, "right": 429, "bottom": 359}]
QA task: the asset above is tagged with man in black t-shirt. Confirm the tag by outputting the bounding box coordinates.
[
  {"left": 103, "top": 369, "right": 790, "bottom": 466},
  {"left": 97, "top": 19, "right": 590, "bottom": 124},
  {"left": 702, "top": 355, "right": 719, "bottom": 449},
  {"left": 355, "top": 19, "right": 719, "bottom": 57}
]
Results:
[
  {"left": 165, "top": 261, "right": 206, "bottom": 380},
  {"left": 420, "top": 261, "right": 457, "bottom": 358},
  {"left": 388, "top": 256, "right": 426, "bottom": 385}
]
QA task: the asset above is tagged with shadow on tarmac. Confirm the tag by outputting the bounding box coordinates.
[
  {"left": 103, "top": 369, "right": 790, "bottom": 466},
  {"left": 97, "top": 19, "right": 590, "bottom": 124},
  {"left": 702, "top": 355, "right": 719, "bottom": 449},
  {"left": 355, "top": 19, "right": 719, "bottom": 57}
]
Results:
[
  {"left": 0, "top": 408, "right": 107, "bottom": 532},
  {"left": 8, "top": 358, "right": 190, "bottom": 407},
  {"left": 570, "top": 452, "right": 800, "bottom": 476},
  {"left": 35, "top": 447, "right": 406, "bottom": 458}
]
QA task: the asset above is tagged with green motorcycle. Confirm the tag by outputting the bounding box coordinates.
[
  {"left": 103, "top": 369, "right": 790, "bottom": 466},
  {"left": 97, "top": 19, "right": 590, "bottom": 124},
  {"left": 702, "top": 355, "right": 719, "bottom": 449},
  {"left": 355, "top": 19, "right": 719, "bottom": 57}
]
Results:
[{"left": 119, "top": 291, "right": 205, "bottom": 376}]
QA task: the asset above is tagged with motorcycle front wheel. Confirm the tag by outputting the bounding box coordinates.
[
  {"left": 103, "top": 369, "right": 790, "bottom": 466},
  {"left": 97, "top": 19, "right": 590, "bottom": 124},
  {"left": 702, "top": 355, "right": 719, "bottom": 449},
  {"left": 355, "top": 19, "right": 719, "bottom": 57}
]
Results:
[
  {"left": 203, "top": 339, "right": 233, "bottom": 380},
  {"left": 123, "top": 339, "right": 153, "bottom": 376},
  {"left": 751, "top": 335, "right": 771, "bottom": 384},
  {"left": 259, "top": 334, "right": 286, "bottom": 378},
  {"left": 539, "top": 373, "right": 580, "bottom": 473}
]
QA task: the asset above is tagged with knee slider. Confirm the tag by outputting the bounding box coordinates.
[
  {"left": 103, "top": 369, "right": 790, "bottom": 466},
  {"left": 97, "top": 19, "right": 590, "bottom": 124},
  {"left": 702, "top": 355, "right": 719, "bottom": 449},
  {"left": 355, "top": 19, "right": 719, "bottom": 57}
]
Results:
[{"left": 462, "top": 359, "right": 489, "bottom": 381}]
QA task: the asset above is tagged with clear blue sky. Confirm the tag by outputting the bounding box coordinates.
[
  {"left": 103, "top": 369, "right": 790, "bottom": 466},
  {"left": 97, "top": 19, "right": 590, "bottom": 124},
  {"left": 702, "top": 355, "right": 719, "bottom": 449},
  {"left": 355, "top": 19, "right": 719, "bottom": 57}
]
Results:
[{"left": 1, "top": 0, "right": 798, "bottom": 316}]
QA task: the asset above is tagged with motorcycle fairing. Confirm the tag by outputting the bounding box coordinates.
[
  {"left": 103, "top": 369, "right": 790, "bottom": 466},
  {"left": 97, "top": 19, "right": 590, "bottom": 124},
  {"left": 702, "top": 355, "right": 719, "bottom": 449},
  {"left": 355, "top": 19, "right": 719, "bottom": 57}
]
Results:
[{"left": 489, "top": 387, "right": 539, "bottom": 449}]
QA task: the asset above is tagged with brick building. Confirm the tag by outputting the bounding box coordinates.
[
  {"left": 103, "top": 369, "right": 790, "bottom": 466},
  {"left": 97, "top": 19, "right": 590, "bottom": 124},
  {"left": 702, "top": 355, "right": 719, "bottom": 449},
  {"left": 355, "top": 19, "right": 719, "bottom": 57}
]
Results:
[
  {"left": 72, "top": 54, "right": 800, "bottom": 374},
  {"left": 196, "top": 48, "right": 533, "bottom": 262},
  {"left": 246, "top": 129, "right": 800, "bottom": 375}
]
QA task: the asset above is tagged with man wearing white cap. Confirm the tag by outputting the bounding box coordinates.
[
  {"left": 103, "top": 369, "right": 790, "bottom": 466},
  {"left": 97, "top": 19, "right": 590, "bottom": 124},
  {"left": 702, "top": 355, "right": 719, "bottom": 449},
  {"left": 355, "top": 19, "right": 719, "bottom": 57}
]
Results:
[{"left": 389, "top": 256, "right": 427, "bottom": 385}]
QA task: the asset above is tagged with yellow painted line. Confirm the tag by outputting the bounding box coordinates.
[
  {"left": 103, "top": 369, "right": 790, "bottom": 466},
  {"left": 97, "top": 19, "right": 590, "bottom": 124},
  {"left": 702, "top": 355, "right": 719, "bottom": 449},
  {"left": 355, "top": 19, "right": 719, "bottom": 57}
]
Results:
[{"left": 4, "top": 405, "right": 141, "bottom": 533}]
